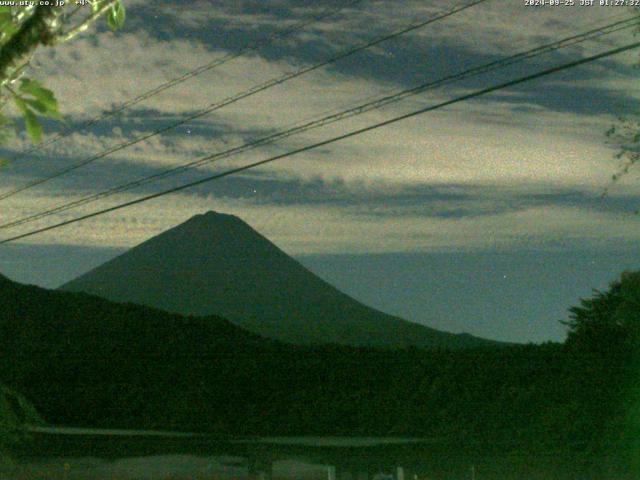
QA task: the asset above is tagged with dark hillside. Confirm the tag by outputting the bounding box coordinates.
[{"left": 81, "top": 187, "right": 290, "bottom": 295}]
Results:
[{"left": 1, "top": 272, "right": 634, "bottom": 470}]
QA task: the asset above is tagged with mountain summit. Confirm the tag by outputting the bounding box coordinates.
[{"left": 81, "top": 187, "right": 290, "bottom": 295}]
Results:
[{"left": 61, "top": 211, "right": 493, "bottom": 348}]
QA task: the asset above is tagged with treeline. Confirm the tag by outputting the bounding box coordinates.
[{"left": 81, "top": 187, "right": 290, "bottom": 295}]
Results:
[{"left": 0, "top": 272, "right": 637, "bottom": 467}]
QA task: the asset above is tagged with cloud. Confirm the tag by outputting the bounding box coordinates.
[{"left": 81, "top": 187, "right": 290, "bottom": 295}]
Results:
[
  {"left": 4, "top": 183, "right": 639, "bottom": 255},
  {"left": 1, "top": 0, "right": 638, "bottom": 260}
]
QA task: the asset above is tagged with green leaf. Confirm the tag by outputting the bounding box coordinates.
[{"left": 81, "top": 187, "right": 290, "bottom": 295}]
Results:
[
  {"left": 23, "top": 98, "right": 47, "bottom": 114},
  {"left": 13, "top": 96, "right": 43, "bottom": 143},
  {"left": 92, "top": 0, "right": 110, "bottom": 13},
  {"left": 18, "top": 79, "right": 61, "bottom": 119},
  {"left": 13, "top": 95, "right": 28, "bottom": 115},
  {"left": 107, "top": 0, "right": 125, "bottom": 31},
  {"left": 11, "top": 80, "right": 64, "bottom": 142},
  {"left": 19, "top": 79, "right": 53, "bottom": 100},
  {"left": 0, "top": 11, "right": 17, "bottom": 42},
  {"left": 23, "top": 109, "right": 43, "bottom": 143},
  {"left": 24, "top": 97, "right": 62, "bottom": 120},
  {"left": 0, "top": 12, "right": 13, "bottom": 29}
]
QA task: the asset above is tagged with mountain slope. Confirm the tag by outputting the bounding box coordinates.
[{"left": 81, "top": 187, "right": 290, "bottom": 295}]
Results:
[
  {"left": 0, "top": 273, "right": 287, "bottom": 431},
  {"left": 61, "top": 211, "right": 494, "bottom": 348},
  {"left": 0, "top": 274, "right": 498, "bottom": 435},
  {"left": 1, "top": 273, "right": 564, "bottom": 440}
]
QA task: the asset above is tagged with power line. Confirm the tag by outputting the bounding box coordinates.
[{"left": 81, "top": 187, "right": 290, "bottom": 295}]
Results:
[
  {"left": 7, "top": 0, "right": 364, "bottom": 163},
  {"left": 0, "top": 0, "right": 489, "bottom": 202},
  {"left": 1, "top": 16, "right": 636, "bottom": 231},
  {"left": 2, "top": 40, "right": 638, "bottom": 245}
]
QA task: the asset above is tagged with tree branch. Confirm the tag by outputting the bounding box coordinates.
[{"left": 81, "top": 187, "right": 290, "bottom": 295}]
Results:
[
  {"left": 0, "top": 7, "right": 62, "bottom": 87},
  {"left": 55, "top": 0, "right": 118, "bottom": 44}
]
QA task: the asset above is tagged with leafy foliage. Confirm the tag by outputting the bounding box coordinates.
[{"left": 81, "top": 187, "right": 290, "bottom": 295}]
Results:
[
  {"left": 565, "top": 270, "right": 640, "bottom": 354},
  {"left": 107, "top": 1, "right": 126, "bottom": 32},
  {"left": 0, "top": 2, "right": 126, "bottom": 153},
  {"left": 563, "top": 271, "right": 640, "bottom": 473},
  {"left": 604, "top": 117, "right": 640, "bottom": 201},
  {"left": 603, "top": 8, "right": 640, "bottom": 197},
  {"left": 10, "top": 78, "right": 62, "bottom": 143}
]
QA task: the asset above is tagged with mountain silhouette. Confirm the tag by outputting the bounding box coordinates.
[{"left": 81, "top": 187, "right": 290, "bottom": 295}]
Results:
[{"left": 61, "top": 211, "right": 495, "bottom": 348}]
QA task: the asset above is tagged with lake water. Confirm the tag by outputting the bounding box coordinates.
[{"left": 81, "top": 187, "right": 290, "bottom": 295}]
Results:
[{"left": 1, "top": 428, "right": 632, "bottom": 480}]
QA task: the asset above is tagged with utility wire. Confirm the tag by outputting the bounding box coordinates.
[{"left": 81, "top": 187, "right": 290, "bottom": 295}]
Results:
[
  {"left": 6, "top": 0, "right": 364, "bottom": 163},
  {"left": 1, "top": 16, "right": 636, "bottom": 231},
  {"left": 0, "top": 0, "right": 489, "bottom": 202},
  {"left": 2, "top": 40, "right": 638, "bottom": 245}
]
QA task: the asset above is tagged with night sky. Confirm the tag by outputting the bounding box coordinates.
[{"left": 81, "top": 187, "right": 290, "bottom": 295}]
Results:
[{"left": 0, "top": 0, "right": 638, "bottom": 343}]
